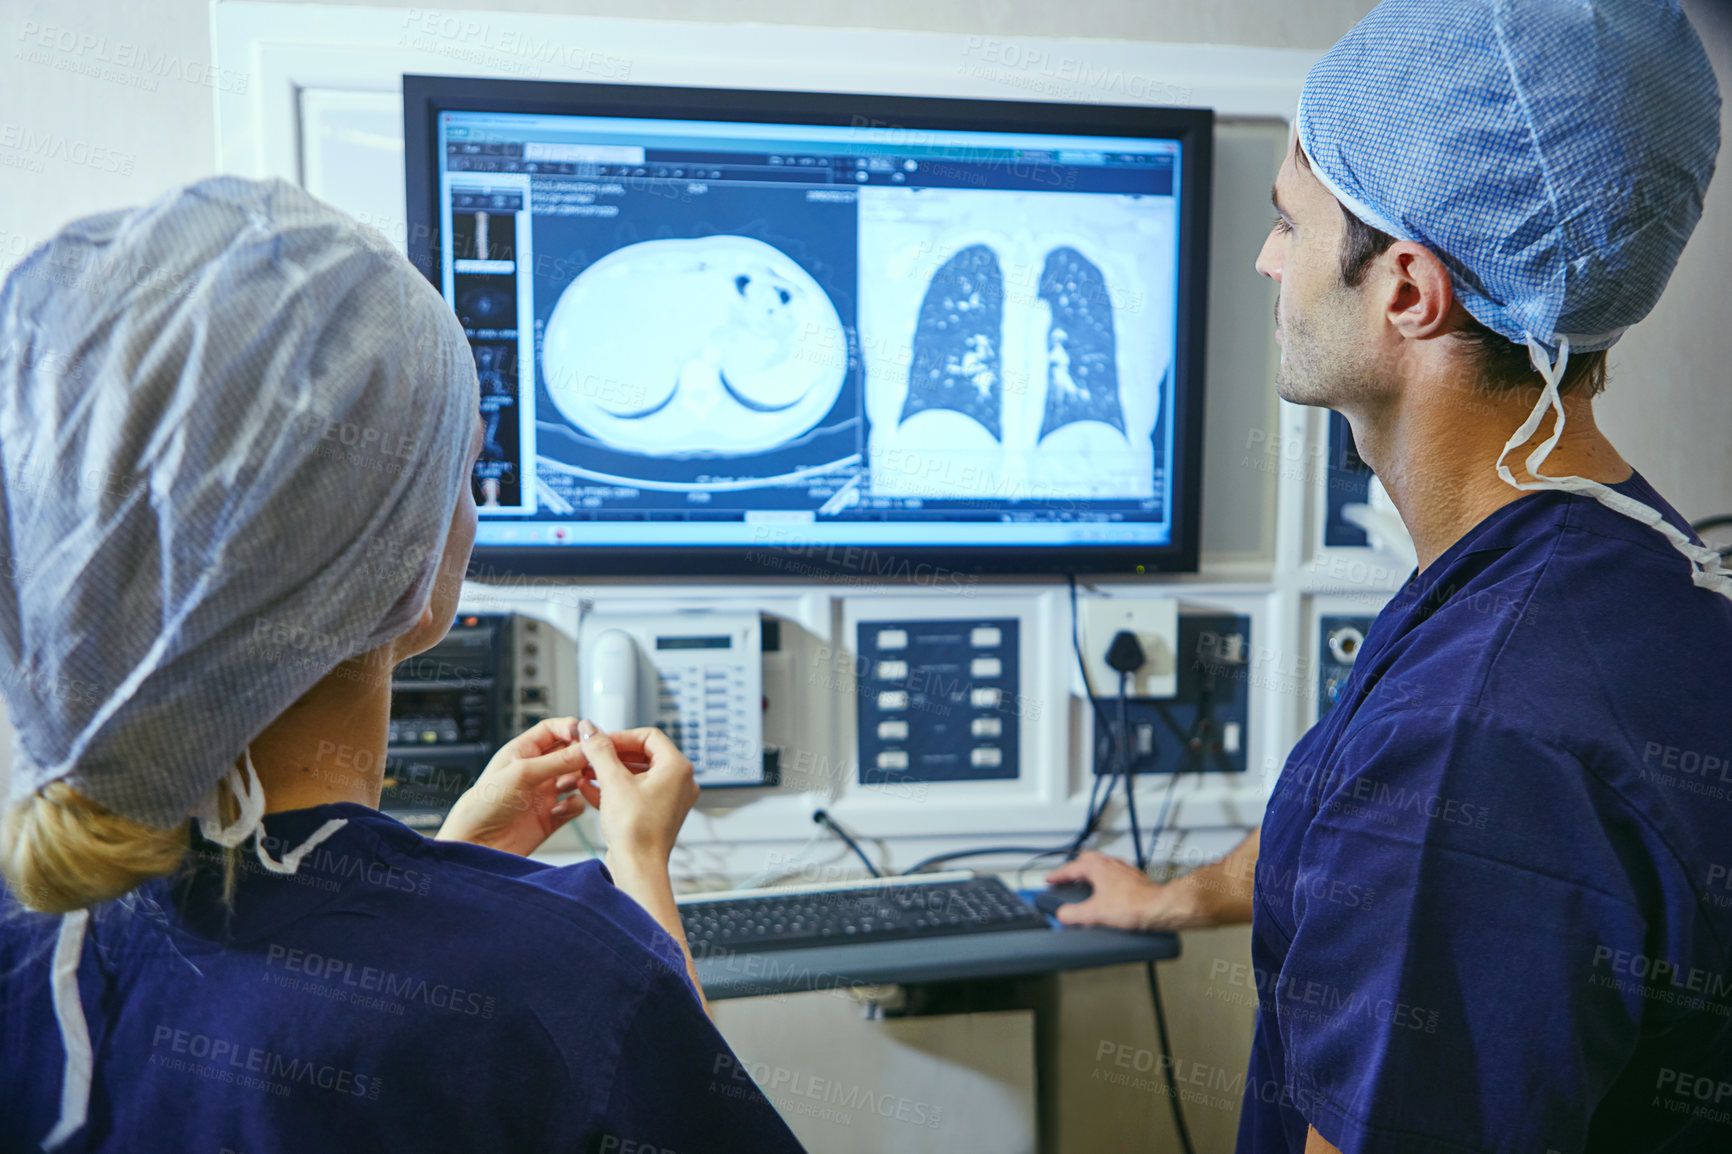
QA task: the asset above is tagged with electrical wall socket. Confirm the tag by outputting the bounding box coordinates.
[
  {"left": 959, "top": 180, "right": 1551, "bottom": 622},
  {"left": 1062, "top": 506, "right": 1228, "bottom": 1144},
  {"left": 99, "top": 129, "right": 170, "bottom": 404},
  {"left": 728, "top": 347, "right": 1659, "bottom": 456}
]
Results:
[{"left": 1078, "top": 597, "right": 1178, "bottom": 699}]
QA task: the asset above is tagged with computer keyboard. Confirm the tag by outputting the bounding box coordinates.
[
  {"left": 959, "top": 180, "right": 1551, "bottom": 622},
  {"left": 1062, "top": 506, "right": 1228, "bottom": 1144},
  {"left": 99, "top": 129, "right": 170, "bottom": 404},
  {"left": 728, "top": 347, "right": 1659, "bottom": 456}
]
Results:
[{"left": 677, "top": 872, "right": 1050, "bottom": 955}]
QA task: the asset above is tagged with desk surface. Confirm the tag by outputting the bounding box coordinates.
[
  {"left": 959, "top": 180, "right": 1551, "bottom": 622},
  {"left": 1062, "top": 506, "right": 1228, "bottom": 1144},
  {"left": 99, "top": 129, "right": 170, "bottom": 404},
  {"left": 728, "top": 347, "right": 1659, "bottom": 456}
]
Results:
[{"left": 694, "top": 925, "right": 1181, "bottom": 1000}]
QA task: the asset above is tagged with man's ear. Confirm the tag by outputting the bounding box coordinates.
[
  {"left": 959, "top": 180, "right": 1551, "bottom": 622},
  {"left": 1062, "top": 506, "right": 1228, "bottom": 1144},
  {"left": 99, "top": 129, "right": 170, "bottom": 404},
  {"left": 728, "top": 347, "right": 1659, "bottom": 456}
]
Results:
[{"left": 1381, "top": 241, "right": 1455, "bottom": 340}]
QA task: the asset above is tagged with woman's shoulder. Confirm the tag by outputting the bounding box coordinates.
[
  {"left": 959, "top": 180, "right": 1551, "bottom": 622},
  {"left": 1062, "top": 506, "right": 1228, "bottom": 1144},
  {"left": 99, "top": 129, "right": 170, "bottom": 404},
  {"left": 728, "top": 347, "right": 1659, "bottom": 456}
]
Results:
[
  {"left": 419, "top": 838, "right": 686, "bottom": 976},
  {"left": 332, "top": 807, "right": 682, "bottom": 974},
  {"left": 173, "top": 805, "right": 683, "bottom": 991}
]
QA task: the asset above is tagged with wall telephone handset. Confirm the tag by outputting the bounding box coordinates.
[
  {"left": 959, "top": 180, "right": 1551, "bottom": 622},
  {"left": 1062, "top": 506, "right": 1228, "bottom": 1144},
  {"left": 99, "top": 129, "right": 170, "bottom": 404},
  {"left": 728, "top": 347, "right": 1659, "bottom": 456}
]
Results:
[
  {"left": 579, "top": 611, "right": 767, "bottom": 788},
  {"left": 586, "top": 629, "right": 639, "bottom": 734}
]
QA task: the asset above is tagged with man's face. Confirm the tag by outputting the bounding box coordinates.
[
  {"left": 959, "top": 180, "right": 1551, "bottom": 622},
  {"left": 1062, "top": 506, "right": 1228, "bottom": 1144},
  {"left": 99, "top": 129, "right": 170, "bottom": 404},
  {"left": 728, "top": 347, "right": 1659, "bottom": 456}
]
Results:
[{"left": 1254, "top": 134, "right": 1382, "bottom": 408}]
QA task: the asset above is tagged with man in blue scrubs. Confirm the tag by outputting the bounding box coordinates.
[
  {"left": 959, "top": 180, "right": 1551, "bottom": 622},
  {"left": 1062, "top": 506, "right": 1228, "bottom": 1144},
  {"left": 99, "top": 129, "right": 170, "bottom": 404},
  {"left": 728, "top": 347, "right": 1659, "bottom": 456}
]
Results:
[{"left": 1050, "top": 2, "right": 1732, "bottom": 1150}]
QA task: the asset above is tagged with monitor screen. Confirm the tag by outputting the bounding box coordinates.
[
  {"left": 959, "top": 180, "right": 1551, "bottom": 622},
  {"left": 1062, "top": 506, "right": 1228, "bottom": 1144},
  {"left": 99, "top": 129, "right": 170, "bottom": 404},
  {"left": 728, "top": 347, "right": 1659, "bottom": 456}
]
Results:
[{"left": 403, "top": 76, "right": 1211, "bottom": 577}]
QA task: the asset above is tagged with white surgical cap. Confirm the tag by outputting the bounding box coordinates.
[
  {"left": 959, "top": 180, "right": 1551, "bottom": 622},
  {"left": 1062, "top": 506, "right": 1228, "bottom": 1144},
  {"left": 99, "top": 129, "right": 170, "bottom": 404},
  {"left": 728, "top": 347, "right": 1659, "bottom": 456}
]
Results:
[
  {"left": 1296, "top": 0, "right": 1731, "bottom": 599},
  {"left": 0, "top": 175, "right": 481, "bottom": 830}
]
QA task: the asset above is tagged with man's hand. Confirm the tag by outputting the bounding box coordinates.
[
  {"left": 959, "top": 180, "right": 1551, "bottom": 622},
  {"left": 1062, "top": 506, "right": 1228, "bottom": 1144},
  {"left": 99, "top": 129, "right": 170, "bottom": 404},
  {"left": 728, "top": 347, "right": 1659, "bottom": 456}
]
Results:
[
  {"left": 435, "top": 716, "right": 589, "bottom": 856},
  {"left": 1044, "top": 851, "right": 1196, "bottom": 931},
  {"left": 1045, "top": 828, "right": 1261, "bottom": 931}
]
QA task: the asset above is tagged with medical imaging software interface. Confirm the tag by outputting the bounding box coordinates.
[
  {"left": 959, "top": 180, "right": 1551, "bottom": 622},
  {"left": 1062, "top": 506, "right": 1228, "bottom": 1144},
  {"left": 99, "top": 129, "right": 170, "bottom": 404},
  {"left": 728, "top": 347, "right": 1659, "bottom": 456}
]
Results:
[{"left": 436, "top": 109, "right": 1185, "bottom": 551}]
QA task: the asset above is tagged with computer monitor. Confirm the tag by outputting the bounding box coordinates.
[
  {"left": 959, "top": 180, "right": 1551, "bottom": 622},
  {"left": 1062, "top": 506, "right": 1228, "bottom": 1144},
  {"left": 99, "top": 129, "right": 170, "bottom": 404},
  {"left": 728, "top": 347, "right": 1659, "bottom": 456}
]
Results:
[{"left": 403, "top": 75, "right": 1212, "bottom": 577}]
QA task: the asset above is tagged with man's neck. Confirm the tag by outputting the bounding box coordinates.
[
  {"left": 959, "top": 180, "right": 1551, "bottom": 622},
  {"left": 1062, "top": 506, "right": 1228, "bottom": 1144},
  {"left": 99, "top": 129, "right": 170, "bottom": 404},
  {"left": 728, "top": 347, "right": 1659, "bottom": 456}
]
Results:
[
  {"left": 247, "top": 645, "right": 398, "bottom": 813},
  {"left": 1346, "top": 371, "right": 1632, "bottom": 573}
]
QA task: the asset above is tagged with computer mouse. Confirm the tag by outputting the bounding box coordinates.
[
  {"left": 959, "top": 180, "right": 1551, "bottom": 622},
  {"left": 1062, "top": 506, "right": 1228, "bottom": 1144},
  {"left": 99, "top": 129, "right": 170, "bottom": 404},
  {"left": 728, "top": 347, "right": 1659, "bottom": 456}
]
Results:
[{"left": 1032, "top": 881, "right": 1094, "bottom": 917}]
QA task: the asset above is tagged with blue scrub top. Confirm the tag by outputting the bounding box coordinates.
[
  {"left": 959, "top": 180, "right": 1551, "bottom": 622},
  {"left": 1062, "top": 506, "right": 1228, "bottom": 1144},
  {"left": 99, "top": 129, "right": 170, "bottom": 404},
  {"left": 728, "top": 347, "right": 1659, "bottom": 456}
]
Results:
[
  {"left": 1237, "top": 472, "right": 1732, "bottom": 1154},
  {"left": 0, "top": 803, "right": 808, "bottom": 1153}
]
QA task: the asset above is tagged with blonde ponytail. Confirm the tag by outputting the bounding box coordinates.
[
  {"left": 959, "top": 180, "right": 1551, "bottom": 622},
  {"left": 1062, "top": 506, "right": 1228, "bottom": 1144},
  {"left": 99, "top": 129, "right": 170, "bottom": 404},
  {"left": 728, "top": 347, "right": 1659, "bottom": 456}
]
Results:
[{"left": 1, "top": 782, "right": 190, "bottom": 914}]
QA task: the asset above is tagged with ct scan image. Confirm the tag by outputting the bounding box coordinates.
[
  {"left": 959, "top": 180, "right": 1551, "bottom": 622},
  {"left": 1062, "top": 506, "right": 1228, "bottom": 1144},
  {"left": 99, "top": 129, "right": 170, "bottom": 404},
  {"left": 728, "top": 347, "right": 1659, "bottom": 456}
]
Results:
[{"left": 858, "top": 186, "right": 1175, "bottom": 502}]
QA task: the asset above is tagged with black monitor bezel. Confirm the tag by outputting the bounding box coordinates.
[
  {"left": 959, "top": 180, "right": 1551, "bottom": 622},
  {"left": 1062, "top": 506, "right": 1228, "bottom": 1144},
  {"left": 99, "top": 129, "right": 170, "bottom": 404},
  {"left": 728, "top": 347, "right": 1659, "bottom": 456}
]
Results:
[{"left": 403, "top": 73, "right": 1212, "bottom": 579}]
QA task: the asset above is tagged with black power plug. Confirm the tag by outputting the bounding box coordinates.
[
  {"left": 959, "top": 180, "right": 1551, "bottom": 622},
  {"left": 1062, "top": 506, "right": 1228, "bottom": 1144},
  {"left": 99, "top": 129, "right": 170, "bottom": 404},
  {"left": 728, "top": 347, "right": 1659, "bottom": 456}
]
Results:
[{"left": 1105, "top": 629, "right": 1146, "bottom": 675}]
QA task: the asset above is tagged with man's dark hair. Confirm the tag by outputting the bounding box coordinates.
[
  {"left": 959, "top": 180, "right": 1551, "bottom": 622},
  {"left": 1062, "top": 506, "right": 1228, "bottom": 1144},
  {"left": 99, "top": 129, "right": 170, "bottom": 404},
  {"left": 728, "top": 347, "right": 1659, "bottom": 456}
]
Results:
[{"left": 1295, "top": 144, "right": 1607, "bottom": 398}]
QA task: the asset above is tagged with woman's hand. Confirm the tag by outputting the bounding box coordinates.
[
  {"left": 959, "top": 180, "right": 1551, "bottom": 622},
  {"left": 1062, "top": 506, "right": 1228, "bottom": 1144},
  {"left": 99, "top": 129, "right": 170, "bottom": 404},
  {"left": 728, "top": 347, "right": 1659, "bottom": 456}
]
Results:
[
  {"left": 570, "top": 720, "right": 709, "bottom": 1014},
  {"left": 568, "top": 720, "right": 698, "bottom": 868},
  {"left": 435, "top": 716, "right": 591, "bottom": 856}
]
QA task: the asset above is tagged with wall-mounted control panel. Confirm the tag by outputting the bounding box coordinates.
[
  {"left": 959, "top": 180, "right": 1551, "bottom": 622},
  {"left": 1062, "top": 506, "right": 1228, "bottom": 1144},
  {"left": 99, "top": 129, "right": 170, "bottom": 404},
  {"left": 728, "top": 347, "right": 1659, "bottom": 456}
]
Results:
[{"left": 855, "top": 617, "right": 1021, "bottom": 785}]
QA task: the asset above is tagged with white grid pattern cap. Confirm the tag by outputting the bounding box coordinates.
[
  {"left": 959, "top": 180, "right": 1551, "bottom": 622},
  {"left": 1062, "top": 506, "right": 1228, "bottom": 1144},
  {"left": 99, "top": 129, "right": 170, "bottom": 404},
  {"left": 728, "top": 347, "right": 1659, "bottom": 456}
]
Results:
[{"left": 0, "top": 176, "right": 480, "bottom": 828}]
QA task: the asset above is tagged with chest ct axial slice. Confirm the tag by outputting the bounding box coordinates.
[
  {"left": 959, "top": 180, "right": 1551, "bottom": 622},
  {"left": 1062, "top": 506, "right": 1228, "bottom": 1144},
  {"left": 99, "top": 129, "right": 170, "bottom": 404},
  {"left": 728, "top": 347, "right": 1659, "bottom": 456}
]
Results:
[
  {"left": 1038, "top": 246, "right": 1126, "bottom": 441},
  {"left": 542, "top": 236, "right": 846, "bottom": 455},
  {"left": 901, "top": 244, "right": 1006, "bottom": 441}
]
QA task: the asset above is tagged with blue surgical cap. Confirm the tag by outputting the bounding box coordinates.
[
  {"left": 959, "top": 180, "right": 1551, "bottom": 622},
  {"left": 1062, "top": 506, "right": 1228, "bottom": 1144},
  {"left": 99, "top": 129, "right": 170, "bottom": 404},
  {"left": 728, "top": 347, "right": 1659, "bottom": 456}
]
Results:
[
  {"left": 1296, "top": 0, "right": 1721, "bottom": 355},
  {"left": 0, "top": 176, "right": 480, "bottom": 830}
]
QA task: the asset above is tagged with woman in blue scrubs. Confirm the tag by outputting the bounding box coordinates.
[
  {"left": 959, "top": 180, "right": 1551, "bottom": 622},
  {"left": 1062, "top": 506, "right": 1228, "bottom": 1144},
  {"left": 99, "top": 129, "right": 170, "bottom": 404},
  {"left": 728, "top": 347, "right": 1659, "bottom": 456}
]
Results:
[
  {"left": 0, "top": 177, "right": 805, "bottom": 1153},
  {"left": 1052, "top": 2, "right": 1732, "bottom": 1152}
]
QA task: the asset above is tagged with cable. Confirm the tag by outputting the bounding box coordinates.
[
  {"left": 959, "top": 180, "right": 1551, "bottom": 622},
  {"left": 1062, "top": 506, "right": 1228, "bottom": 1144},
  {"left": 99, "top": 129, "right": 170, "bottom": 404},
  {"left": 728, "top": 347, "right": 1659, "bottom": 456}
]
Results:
[
  {"left": 1014, "top": 847, "right": 1078, "bottom": 890},
  {"left": 569, "top": 814, "right": 603, "bottom": 861},
  {"left": 1067, "top": 576, "right": 1115, "bottom": 735},
  {"left": 909, "top": 577, "right": 1189, "bottom": 881},
  {"left": 906, "top": 804, "right": 1138, "bottom": 877},
  {"left": 1690, "top": 514, "right": 1732, "bottom": 534},
  {"left": 899, "top": 581, "right": 1192, "bottom": 1154},
  {"left": 1059, "top": 571, "right": 1198, "bottom": 1143},
  {"left": 1072, "top": 765, "right": 1116, "bottom": 857},
  {"left": 735, "top": 823, "right": 826, "bottom": 891},
  {"left": 1146, "top": 770, "right": 1183, "bottom": 868},
  {"left": 1692, "top": 513, "right": 1732, "bottom": 560},
  {"left": 1123, "top": 770, "right": 1147, "bottom": 872},
  {"left": 1116, "top": 670, "right": 1150, "bottom": 871},
  {"left": 1138, "top": 724, "right": 1196, "bottom": 1154},
  {"left": 902, "top": 845, "right": 1071, "bottom": 876},
  {"left": 811, "top": 810, "right": 881, "bottom": 877},
  {"left": 1134, "top": 670, "right": 1213, "bottom": 864},
  {"left": 1106, "top": 635, "right": 1152, "bottom": 874},
  {"left": 902, "top": 792, "right": 1114, "bottom": 876},
  {"left": 1069, "top": 575, "right": 1121, "bottom": 854},
  {"left": 908, "top": 577, "right": 1130, "bottom": 878},
  {"left": 1146, "top": 960, "right": 1197, "bottom": 1154}
]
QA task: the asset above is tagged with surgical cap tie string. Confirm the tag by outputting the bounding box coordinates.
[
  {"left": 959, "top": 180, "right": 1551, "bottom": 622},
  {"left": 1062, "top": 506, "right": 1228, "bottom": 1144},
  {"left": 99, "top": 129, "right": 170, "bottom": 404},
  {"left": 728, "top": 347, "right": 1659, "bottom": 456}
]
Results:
[
  {"left": 192, "top": 747, "right": 350, "bottom": 873},
  {"left": 1495, "top": 335, "right": 1732, "bottom": 603},
  {"left": 42, "top": 748, "right": 348, "bottom": 1151}
]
